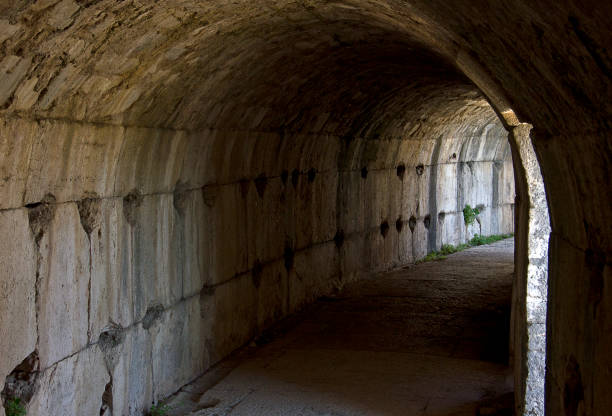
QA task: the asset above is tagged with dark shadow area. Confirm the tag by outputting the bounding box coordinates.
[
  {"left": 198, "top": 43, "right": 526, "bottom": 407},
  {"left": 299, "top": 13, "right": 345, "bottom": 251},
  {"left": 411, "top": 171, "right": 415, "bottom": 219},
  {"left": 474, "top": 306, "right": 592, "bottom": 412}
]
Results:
[{"left": 165, "top": 239, "right": 515, "bottom": 416}]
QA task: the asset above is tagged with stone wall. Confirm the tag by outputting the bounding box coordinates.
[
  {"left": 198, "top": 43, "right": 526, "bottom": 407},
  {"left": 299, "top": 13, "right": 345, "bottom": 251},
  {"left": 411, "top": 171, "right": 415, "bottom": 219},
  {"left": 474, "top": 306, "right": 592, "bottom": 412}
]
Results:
[{"left": 0, "top": 106, "right": 513, "bottom": 415}]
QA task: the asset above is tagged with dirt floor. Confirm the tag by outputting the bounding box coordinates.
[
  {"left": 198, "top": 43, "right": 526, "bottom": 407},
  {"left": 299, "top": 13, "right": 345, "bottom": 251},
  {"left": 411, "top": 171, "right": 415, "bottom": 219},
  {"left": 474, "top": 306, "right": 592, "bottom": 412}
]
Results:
[{"left": 166, "top": 239, "right": 515, "bottom": 416}]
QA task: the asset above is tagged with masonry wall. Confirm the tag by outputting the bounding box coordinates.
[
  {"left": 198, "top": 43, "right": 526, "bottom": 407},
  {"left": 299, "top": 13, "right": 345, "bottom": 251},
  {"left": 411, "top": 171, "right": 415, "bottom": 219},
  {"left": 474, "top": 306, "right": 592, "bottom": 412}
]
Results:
[{"left": 0, "top": 107, "right": 513, "bottom": 415}]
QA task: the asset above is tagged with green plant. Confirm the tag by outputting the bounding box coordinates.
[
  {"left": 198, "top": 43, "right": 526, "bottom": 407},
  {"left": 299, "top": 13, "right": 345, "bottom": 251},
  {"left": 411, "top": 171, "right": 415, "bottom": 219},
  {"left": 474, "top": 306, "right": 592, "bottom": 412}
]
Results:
[
  {"left": 5, "top": 398, "right": 26, "bottom": 416},
  {"left": 149, "top": 403, "right": 170, "bottom": 416},
  {"left": 463, "top": 204, "right": 480, "bottom": 226},
  {"left": 469, "top": 233, "right": 514, "bottom": 246},
  {"left": 416, "top": 251, "right": 447, "bottom": 263}
]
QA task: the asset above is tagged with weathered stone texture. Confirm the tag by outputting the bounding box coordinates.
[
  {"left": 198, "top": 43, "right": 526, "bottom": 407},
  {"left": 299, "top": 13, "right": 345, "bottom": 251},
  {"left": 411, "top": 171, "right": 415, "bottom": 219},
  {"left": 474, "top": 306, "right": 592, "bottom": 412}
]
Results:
[
  {"left": 109, "top": 325, "right": 153, "bottom": 416},
  {"left": 28, "top": 346, "right": 109, "bottom": 416},
  {"left": 0, "top": 210, "right": 37, "bottom": 396},
  {"left": 37, "top": 203, "right": 90, "bottom": 369}
]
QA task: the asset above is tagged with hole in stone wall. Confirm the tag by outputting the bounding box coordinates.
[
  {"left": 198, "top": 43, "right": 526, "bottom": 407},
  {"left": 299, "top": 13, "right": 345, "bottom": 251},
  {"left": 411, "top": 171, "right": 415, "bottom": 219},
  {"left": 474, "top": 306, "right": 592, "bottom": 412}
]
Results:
[
  {"left": 396, "top": 217, "right": 403, "bottom": 232},
  {"left": 396, "top": 164, "right": 406, "bottom": 180},
  {"left": 252, "top": 260, "right": 263, "bottom": 288},
  {"left": 142, "top": 304, "right": 164, "bottom": 330},
  {"left": 334, "top": 229, "right": 345, "bottom": 248},
  {"left": 284, "top": 243, "right": 295, "bottom": 271},
  {"left": 1, "top": 351, "right": 40, "bottom": 412},
  {"left": 27, "top": 194, "right": 56, "bottom": 244},
  {"left": 408, "top": 216, "right": 417, "bottom": 233},
  {"left": 416, "top": 164, "right": 424, "bottom": 176},
  {"left": 173, "top": 184, "right": 189, "bottom": 215},
  {"left": 100, "top": 380, "right": 113, "bottom": 416},
  {"left": 98, "top": 324, "right": 125, "bottom": 352},
  {"left": 239, "top": 179, "right": 250, "bottom": 198},
  {"left": 98, "top": 323, "right": 125, "bottom": 371},
  {"left": 281, "top": 170, "right": 289, "bottom": 185},
  {"left": 451, "top": 153, "right": 457, "bottom": 160},
  {"left": 438, "top": 212, "right": 446, "bottom": 222},
  {"left": 361, "top": 167, "right": 368, "bottom": 179},
  {"left": 307, "top": 168, "right": 317, "bottom": 183},
  {"left": 424, "top": 215, "right": 431, "bottom": 229},
  {"left": 199, "top": 286, "right": 215, "bottom": 318},
  {"left": 467, "top": 161, "right": 474, "bottom": 174},
  {"left": 291, "top": 169, "right": 300, "bottom": 187},
  {"left": 202, "top": 185, "right": 218, "bottom": 207},
  {"left": 380, "top": 220, "right": 389, "bottom": 238},
  {"left": 123, "top": 190, "right": 142, "bottom": 227},
  {"left": 255, "top": 174, "right": 268, "bottom": 198}
]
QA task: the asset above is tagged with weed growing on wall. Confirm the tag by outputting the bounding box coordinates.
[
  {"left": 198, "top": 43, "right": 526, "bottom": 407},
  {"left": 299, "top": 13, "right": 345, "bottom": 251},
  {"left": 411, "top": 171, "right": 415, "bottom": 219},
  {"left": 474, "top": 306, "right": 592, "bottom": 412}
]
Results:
[
  {"left": 5, "top": 398, "right": 26, "bottom": 416},
  {"left": 463, "top": 204, "right": 480, "bottom": 226}
]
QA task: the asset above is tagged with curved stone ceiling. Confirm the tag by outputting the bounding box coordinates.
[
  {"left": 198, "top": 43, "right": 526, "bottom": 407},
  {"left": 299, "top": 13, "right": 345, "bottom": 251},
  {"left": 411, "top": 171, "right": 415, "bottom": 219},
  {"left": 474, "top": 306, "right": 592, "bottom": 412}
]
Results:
[{"left": 1, "top": 0, "right": 609, "bottom": 135}]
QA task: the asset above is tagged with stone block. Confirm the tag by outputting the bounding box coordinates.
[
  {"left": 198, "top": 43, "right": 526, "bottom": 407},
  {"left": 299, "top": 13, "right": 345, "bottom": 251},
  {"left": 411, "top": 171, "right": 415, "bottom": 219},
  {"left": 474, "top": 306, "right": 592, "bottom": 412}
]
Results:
[
  {"left": 397, "top": 220, "right": 414, "bottom": 265},
  {"left": 290, "top": 242, "right": 338, "bottom": 311},
  {"left": 0, "top": 209, "right": 37, "bottom": 392},
  {"left": 256, "top": 260, "right": 288, "bottom": 331},
  {"left": 438, "top": 211, "right": 462, "bottom": 247},
  {"left": 312, "top": 135, "right": 342, "bottom": 173},
  {"left": 130, "top": 194, "right": 182, "bottom": 321},
  {"left": 109, "top": 325, "right": 153, "bottom": 416},
  {"left": 209, "top": 183, "right": 249, "bottom": 284},
  {"left": 176, "top": 189, "right": 211, "bottom": 299},
  {"left": 112, "top": 126, "right": 188, "bottom": 197},
  {"left": 363, "top": 170, "right": 386, "bottom": 228},
  {"left": 412, "top": 220, "right": 429, "bottom": 260},
  {"left": 37, "top": 203, "right": 90, "bottom": 368},
  {"left": 200, "top": 274, "right": 257, "bottom": 363},
  {"left": 248, "top": 131, "right": 283, "bottom": 178},
  {"left": 337, "top": 171, "right": 365, "bottom": 235},
  {"left": 178, "top": 129, "right": 215, "bottom": 187},
  {"left": 0, "top": 119, "right": 35, "bottom": 209},
  {"left": 436, "top": 162, "right": 458, "bottom": 213},
  {"left": 23, "top": 120, "right": 124, "bottom": 205},
  {"left": 247, "top": 177, "right": 284, "bottom": 266},
  {"left": 294, "top": 174, "right": 316, "bottom": 249},
  {"left": 28, "top": 346, "right": 109, "bottom": 416},
  {"left": 150, "top": 298, "right": 208, "bottom": 400},
  {"left": 311, "top": 171, "right": 338, "bottom": 244},
  {"left": 89, "top": 198, "right": 134, "bottom": 341}
]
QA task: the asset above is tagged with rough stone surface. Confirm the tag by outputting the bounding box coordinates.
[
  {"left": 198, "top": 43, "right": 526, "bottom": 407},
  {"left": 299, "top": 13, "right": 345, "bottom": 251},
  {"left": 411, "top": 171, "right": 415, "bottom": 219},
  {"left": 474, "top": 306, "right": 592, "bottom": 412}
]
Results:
[
  {"left": 28, "top": 346, "right": 109, "bottom": 416},
  {"left": 508, "top": 125, "right": 551, "bottom": 416},
  {"left": 109, "top": 325, "right": 153, "bottom": 416},
  {"left": 0, "top": 210, "right": 37, "bottom": 400},
  {"left": 37, "top": 203, "right": 90, "bottom": 369}
]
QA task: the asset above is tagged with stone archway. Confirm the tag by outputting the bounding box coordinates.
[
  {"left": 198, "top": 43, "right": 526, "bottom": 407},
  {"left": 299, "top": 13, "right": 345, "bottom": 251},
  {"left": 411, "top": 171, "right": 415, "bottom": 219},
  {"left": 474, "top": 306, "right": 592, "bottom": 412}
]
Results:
[
  {"left": 508, "top": 123, "right": 551, "bottom": 416},
  {"left": 0, "top": 2, "right": 610, "bottom": 416}
]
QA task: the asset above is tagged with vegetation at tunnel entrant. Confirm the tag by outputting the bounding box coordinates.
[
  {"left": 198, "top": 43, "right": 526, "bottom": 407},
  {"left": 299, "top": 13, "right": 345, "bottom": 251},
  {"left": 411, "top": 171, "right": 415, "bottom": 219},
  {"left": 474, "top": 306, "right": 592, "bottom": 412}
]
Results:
[
  {"left": 416, "top": 233, "right": 513, "bottom": 264},
  {"left": 469, "top": 233, "right": 513, "bottom": 246},
  {"left": 5, "top": 398, "right": 26, "bottom": 416}
]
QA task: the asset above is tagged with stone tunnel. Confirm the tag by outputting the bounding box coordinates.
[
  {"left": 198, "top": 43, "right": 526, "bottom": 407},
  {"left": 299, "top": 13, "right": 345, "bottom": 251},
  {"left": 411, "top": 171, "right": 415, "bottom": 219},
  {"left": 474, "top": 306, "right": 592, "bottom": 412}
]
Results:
[{"left": 0, "top": 1, "right": 610, "bottom": 415}]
